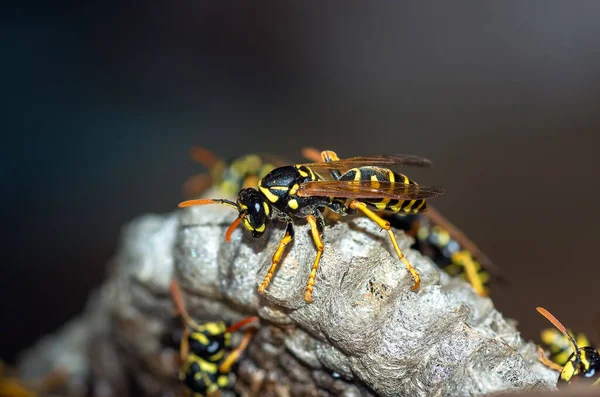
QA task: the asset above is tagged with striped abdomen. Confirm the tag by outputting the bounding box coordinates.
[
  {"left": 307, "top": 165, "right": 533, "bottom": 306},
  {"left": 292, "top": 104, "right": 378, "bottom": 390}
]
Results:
[
  {"left": 421, "top": 225, "right": 488, "bottom": 276},
  {"left": 339, "top": 166, "right": 427, "bottom": 214}
]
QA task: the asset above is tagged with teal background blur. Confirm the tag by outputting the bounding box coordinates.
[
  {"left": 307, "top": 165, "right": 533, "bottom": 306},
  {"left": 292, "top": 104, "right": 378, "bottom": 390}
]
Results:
[{"left": 3, "top": 2, "right": 600, "bottom": 362}]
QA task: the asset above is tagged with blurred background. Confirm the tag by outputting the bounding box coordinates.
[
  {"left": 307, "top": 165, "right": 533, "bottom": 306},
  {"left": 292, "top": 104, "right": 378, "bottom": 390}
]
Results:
[{"left": 3, "top": 2, "right": 600, "bottom": 363}]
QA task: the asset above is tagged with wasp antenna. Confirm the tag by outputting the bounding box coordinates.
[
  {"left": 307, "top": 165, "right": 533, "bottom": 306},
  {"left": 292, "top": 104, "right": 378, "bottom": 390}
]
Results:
[
  {"left": 301, "top": 147, "right": 323, "bottom": 162},
  {"left": 226, "top": 316, "right": 259, "bottom": 333},
  {"left": 169, "top": 279, "right": 200, "bottom": 329},
  {"left": 537, "top": 307, "right": 579, "bottom": 356},
  {"left": 178, "top": 198, "right": 240, "bottom": 211},
  {"left": 190, "top": 146, "right": 221, "bottom": 168},
  {"left": 225, "top": 216, "right": 243, "bottom": 242}
]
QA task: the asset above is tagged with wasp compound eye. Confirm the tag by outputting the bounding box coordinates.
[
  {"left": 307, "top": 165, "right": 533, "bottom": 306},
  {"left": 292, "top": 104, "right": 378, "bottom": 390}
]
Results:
[
  {"left": 248, "top": 198, "right": 266, "bottom": 228},
  {"left": 236, "top": 188, "right": 270, "bottom": 236}
]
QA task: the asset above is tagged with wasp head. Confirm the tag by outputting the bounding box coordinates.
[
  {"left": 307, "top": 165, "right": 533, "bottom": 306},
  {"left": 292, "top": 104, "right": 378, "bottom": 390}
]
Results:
[
  {"left": 560, "top": 346, "right": 600, "bottom": 385},
  {"left": 237, "top": 188, "right": 271, "bottom": 237},
  {"left": 178, "top": 188, "right": 272, "bottom": 240},
  {"left": 537, "top": 307, "right": 600, "bottom": 386}
]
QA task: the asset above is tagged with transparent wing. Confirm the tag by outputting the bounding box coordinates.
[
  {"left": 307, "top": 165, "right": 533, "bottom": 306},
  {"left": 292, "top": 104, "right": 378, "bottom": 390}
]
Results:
[
  {"left": 425, "top": 206, "right": 503, "bottom": 277},
  {"left": 300, "top": 154, "right": 433, "bottom": 174},
  {"left": 297, "top": 180, "right": 446, "bottom": 200}
]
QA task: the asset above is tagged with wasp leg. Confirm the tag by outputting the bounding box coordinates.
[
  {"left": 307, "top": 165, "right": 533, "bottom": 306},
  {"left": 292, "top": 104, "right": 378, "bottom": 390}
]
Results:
[
  {"left": 170, "top": 279, "right": 201, "bottom": 329},
  {"left": 190, "top": 146, "right": 221, "bottom": 168},
  {"left": 320, "top": 150, "right": 340, "bottom": 162},
  {"left": 321, "top": 150, "right": 343, "bottom": 180},
  {"left": 305, "top": 212, "right": 325, "bottom": 303},
  {"left": 537, "top": 346, "right": 564, "bottom": 372},
  {"left": 301, "top": 147, "right": 323, "bottom": 162},
  {"left": 169, "top": 279, "right": 200, "bottom": 360},
  {"left": 258, "top": 222, "right": 295, "bottom": 295},
  {"left": 226, "top": 316, "right": 259, "bottom": 333},
  {"left": 349, "top": 200, "right": 421, "bottom": 290},
  {"left": 451, "top": 251, "right": 488, "bottom": 297},
  {"left": 302, "top": 147, "right": 343, "bottom": 179},
  {"left": 218, "top": 328, "right": 256, "bottom": 374},
  {"left": 184, "top": 146, "right": 224, "bottom": 198}
]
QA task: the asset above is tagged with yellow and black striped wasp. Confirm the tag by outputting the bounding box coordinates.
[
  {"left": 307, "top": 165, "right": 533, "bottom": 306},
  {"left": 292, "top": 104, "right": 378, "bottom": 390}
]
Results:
[
  {"left": 302, "top": 148, "right": 497, "bottom": 297},
  {"left": 183, "top": 146, "right": 283, "bottom": 199},
  {"left": 178, "top": 149, "right": 446, "bottom": 303},
  {"left": 170, "top": 280, "right": 258, "bottom": 397},
  {"left": 536, "top": 307, "right": 600, "bottom": 386}
]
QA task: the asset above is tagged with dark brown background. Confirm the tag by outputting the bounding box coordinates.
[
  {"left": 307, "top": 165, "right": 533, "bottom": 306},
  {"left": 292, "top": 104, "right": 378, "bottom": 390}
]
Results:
[{"left": 3, "top": 2, "right": 600, "bottom": 363}]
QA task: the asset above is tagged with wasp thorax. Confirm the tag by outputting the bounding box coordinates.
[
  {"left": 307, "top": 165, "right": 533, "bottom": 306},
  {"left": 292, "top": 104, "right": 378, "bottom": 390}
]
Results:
[
  {"left": 187, "top": 322, "right": 230, "bottom": 362},
  {"left": 237, "top": 188, "right": 271, "bottom": 237}
]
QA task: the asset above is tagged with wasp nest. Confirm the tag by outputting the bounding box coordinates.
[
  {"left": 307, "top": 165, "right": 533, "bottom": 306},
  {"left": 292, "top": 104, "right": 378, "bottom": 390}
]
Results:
[{"left": 18, "top": 200, "right": 557, "bottom": 397}]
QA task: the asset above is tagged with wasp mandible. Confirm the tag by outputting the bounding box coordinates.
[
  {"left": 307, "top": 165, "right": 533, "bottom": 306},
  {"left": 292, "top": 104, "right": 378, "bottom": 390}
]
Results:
[{"left": 178, "top": 149, "right": 446, "bottom": 303}]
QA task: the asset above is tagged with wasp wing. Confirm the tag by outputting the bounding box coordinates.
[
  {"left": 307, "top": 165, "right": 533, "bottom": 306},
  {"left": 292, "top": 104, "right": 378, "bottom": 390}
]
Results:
[
  {"left": 424, "top": 206, "right": 506, "bottom": 280},
  {"left": 297, "top": 180, "right": 446, "bottom": 200},
  {"left": 300, "top": 154, "right": 434, "bottom": 174}
]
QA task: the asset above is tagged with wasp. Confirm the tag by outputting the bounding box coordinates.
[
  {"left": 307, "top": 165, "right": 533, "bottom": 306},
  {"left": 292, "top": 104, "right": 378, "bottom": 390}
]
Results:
[
  {"left": 536, "top": 307, "right": 600, "bottom": 386},
  {"left": 302, "top": 147, "right": 499, "bottom": 297},
  {"left": 183, "top": 146, "right": 283, "bottom": 198},
  {"left": 178, "top": 149, "right": 446, "bottom": 303},
  {"left": 170, "top": 280, "right": 258, "bottom": 397}
]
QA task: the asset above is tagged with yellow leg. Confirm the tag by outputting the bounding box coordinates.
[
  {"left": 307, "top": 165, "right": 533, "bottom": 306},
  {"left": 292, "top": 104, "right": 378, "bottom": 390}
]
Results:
[
  {"left": 320, "top": 150, "right": 340, "bottom": 162},
  {"left": 305, "top": 214, "right": 325, "bottom": 303},
  {"left": 258, "top": 224, "right": 294, "bottom": 295},
  {"left": 218, "top": 328, "right": 256, "bottom": 374},
  {"left": 537, "top": 346, "right": 563, "bottom": 372},
  {"left": 349, "top": 200, "right": 421, "bottom": 290},
  {"left": 319, "top": 149, "right": 345, "bottom": 187},
  {"left": 452, "top": 251, "right": 487, "bottom": 297}
]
